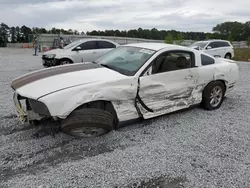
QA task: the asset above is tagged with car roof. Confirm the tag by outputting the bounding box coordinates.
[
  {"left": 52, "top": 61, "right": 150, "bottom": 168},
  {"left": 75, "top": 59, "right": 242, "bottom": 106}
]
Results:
[
  {"left": 195, "top": 39, "right": 230, "bottom": 43},
  {"left": 122, "top": 42, "right": 188, "bottom": 51},
  {"left": 74, "top": 38, "right": 119, "bottom": 43}
]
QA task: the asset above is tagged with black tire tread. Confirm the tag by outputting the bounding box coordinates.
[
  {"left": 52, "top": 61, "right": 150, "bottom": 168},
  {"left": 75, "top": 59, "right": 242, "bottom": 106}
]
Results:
[
  {"left": 61, "top": 108, "right": 113, "bottom": 131},
  {"left": 58, "top": 58, "right": 73, "bottom": 65},
  {"left": 202, "top": 81, "right": 225, "bottom": 110}
]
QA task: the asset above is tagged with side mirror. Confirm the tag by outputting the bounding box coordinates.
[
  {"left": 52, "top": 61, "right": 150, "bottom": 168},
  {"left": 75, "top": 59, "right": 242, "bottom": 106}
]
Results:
[
  {"left": 75, "top": 46, "right": 81, "bottom": 51},
  {"left": 143, "top": 66, "right": 152, "bottom": 76},
  {"left": 206, "top": 46, "right": 212, "bottom": 50}
]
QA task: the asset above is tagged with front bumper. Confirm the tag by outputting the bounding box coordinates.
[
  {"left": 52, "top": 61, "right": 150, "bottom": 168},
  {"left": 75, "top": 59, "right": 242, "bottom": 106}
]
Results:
[
  {"left": 13, "top": 92, "right": 27, "bottom": 123},
  {"left": 42, "top": 58, "right": 57, "bottom": 67},
  {"left": 42, "top": 55, "right": 58, "bottom": 67},
  {"left": 13, "top": 92, "right": 51, "bottom": 123}
]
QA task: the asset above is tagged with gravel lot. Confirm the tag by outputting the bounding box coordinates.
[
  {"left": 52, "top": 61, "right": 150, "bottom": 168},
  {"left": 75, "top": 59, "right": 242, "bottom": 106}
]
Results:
[{"left": 0, "top": 48, "right": 250, "bottom": 188}]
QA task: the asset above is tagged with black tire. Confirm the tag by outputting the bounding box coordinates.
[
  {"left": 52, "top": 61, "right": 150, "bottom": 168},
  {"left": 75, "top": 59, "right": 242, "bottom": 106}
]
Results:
[
  {"left": 224, "top": 53, "right": 231, "bottom": 59},
  {"left": 201, "top": 81, "right": 226, "bottom": 110},
  {"left": 58, "top": 58, "right": 73, "bottom": 65},
  {"left": 105, "top": 103, "right": 118, "bottom": 125},
  {"left": 61, "top": 108, "right": 114, "bottom": 138}
]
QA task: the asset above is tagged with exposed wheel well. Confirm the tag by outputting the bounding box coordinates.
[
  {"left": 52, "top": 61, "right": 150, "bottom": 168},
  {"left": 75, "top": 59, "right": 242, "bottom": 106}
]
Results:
[
  {"left": 203, "top": 80, "right": 226, "bottom": 97},
  {"left": 216, "top": 80, "right": 226, "bottom": 91},
  {"left": 224, "top": 53, "right": 231, "bottom": 59},
  {"left": 201, "top": 80, "right": 226, "bottom": 110},
  {"left": 72, "top": 100, "right": 119, "bottom": 128},
  {"left": 57, "top": 58, "right": 73, "bottom": 65}
]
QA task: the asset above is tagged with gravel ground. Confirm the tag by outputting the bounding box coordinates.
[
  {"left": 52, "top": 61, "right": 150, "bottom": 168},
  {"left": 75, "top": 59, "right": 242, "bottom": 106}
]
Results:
[{"left": 0, "top": 48, "right": 250, "bottom": 188}]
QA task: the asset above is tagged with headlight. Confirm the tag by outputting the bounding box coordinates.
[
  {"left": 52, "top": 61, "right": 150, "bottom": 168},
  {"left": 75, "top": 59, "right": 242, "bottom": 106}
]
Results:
[
  {"left": 46, "top": 54, "right": 56, "bottom": 59},
  {"left": 28, "top": 99, "right": 50, "bottom": 116}
]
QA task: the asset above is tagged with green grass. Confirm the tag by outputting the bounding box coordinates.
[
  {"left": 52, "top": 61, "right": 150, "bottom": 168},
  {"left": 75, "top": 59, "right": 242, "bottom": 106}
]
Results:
[{"left": 233, "top": 48, "right": 250, "bottom": 62}]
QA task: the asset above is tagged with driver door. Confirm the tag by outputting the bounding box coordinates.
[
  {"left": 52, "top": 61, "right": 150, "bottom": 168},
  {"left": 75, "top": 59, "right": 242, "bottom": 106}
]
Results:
[
  {"left": 137, "top": 50, "right": 200, "bottom": 119},
  {"left": 72, "top": 41, "right": 99, "bottom": 63},
  {"left": 204, "top": 42, "right": 219, "bottom": 57}
]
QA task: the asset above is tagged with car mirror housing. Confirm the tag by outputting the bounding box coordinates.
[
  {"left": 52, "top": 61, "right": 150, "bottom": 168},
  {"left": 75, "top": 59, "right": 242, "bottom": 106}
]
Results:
[
  {"left": 142, "top": 66, "right": 153, "bottom": 77},
  {"left": 206, "top": 46, "right": 212, "bottom": 49},
  {"left": 76, "top": 46, "right": 81, "bottom": 50}
]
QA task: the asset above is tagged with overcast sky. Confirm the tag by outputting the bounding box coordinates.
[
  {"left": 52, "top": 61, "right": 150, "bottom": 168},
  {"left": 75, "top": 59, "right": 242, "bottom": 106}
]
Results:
[{"left": 0, "top": 0, "right": 249, "bottom": 32}]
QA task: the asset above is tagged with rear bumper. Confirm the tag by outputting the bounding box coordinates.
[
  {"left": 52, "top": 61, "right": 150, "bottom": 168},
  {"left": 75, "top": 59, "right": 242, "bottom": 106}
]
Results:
[
  {"left": 225, "top": 81, "right": 236, "bottom": 95},
  {"left": 231, "top": 49, "right": 235, "bottom": 58}
]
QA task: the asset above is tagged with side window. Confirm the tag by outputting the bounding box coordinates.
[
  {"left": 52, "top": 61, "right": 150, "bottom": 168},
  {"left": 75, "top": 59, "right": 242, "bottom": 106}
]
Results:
[
  {"left": 151, "top": 51, "right": 194, "bottom": 74},
  {"left": 79, "top": 41, "right": 97, "bottom": 50},
  {"left": 221, "top": 41, "right": 230, "bottom": 47},
  {"left": 201, "top": 54, "right": 215, "bottom": 65},
  {"left": 216, "top": 41, "right": 226, "bottom": 47},
  {"left": 98, "top": 41, "right": 116, "bottom": 49},
  {"left": 208, "top": 42, "right": 218, "bottom": 49},
  {"left": 216, "top": 42, "right": 223, "bottom": 48}
]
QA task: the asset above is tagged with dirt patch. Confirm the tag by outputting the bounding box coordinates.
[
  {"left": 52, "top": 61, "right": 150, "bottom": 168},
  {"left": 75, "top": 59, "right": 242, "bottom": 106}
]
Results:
[
  {"left": 124, "top": 176, "right": 187, "bottom": 188},
  {"left": 2, "top": 114, "right": 17, "bottom": 119}
]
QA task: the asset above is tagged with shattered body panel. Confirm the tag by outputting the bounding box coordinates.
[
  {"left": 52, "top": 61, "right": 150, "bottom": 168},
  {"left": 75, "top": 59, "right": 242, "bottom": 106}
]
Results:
[
  {"left": 135, "top": 51, "right": 238, "bottom": 119},
  {"left": 39, "top": 77, "right": 139, "bottom": 122},
  {"left": 138, "top": 69, "right": 201, "bottom": 118}
]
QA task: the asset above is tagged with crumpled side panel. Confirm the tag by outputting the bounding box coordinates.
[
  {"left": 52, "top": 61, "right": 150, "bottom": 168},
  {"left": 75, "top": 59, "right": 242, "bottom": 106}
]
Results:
[{"left": 41, "top": 77, "right": 140, "bottom": 122}]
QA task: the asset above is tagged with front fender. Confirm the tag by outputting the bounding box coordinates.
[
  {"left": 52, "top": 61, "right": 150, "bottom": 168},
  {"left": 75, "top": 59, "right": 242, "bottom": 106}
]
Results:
[
  {"left": 55, "top": 54, "right": 74, "bottom": 63},
  {"left": 39, "top": 78, "right": 139, "bottom": 122}
]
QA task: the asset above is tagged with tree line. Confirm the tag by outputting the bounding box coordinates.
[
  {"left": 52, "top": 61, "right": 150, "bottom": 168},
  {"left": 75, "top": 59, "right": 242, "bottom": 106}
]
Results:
[{"left": 0, "top": 21, "right": 250, "bottom": 47}]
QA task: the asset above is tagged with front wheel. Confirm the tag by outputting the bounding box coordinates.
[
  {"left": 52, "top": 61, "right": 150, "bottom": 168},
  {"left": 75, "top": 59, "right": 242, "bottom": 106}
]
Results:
[
  {"left": 201, "top": 81, "right": 226, "bottom": 110},
  {"left": 58, "top": 58, "right": 73, "bottom": 65},
  {"left": 61, "top": 108, "right": 114, "bottom": 138}
]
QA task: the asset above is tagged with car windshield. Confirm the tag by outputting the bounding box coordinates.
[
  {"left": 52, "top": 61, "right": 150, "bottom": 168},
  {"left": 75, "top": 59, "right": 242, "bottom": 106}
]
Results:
[
  {"left": 190, "top": 41, "right": 208, "bottom": 48},
  {"left": 63, "top": 40, "right": 82, "bottom": 49},
  {"left": 94, "top": 46, "right": 156, "bottom": 76}
]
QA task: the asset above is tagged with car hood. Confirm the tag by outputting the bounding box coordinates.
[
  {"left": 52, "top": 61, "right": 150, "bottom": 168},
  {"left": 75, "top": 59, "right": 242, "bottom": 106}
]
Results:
[
  {"left": 43, "top": 48, "right": 64, "bottom": 55},
  {"left": 190, "top": 46, "right": 202, "bottom": 50},
  {"left": 11, "top": 63, "right": 126, "bottom": 99}
]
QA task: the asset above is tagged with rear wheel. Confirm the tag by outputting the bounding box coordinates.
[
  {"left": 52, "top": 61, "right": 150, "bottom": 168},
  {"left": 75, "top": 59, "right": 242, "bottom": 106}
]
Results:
[
  {"left": 224, "top": 53, "right": 231, "bottom": 59},
  {"left": 61, "top": 108, "right": 114, "bottom": 138},
  {"left": 201, "top": 81, "right": 226, "bottom": 110}
]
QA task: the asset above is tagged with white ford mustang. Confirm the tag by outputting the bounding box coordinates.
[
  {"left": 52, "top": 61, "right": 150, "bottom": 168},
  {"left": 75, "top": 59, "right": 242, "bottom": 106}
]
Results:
[{"left": 11, "top": 43, "right": 239, "bottom": 138}]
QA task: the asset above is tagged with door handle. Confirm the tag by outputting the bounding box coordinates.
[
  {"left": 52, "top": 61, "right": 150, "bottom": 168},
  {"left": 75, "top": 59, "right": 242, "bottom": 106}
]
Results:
[
  {"left": 92, "top": 51, "right": 97, "bottom": 54},
  {"left": 185, "top": 75, "right": 194, "bottom": 79}
]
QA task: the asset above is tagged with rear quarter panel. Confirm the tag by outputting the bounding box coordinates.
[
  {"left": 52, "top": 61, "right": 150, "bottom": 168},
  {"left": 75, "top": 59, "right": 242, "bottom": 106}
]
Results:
[
  {"left": 192, "top": 52, "right": 238, "bottom": 99},
  {"left": 214, "top": 59, "right": 239, "bottom": 93},
  {"left": 197, "top": 57, "right": 239, "bottom": 94}
]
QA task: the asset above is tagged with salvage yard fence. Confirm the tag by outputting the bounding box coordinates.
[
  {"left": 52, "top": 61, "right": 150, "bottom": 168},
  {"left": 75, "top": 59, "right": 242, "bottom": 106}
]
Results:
[{"left": 6, "top": 34, "right": 250, "bottom": 51}]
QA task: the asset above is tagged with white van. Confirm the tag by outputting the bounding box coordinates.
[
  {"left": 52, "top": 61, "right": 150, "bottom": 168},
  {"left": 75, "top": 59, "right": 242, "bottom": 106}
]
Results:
[{"left": 190, "top": 40, "right": 234, "bottom": 59}]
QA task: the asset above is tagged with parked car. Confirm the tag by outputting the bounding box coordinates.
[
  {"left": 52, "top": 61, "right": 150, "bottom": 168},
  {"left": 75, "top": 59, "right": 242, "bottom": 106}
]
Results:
[
  {"left": 41, "top": 38, "right": 120, "bottom": 67},
  {"left": 190, "top": 40, "right": 234, "bottom": 59},
  {"left": 11, "top": 43, "right": 239, "bottom": 138}
]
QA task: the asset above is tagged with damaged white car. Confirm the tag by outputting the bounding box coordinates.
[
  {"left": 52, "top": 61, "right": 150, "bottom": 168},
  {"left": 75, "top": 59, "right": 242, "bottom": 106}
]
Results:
[{"left": 11, "top": 43, "right": 239, "bottom": 138}]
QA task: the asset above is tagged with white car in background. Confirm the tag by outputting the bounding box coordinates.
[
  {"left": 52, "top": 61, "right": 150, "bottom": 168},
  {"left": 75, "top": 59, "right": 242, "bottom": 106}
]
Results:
[
  {"left": 42, "top": 38, "right": 120, "bottom": 67},
  {"left": 190, "top": 40, "right": 234, "bottom": 59},
  {"left": 11, "top": 43, "right": 239, "bottom": 138}
]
